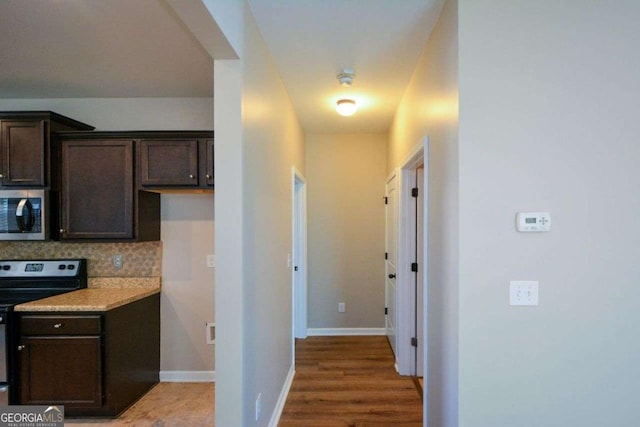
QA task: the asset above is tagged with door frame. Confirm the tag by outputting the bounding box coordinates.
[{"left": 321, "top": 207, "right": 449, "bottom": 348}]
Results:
[
  {"left": 291, "top": 167, "right": 308, "bottom": 360},
  {"left": 395, "top": 137, "right": 429, "bottom": 378}
]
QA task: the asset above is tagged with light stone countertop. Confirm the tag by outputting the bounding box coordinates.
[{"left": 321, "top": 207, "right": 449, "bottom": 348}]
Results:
[{"left": 14, "top": 287, "right": 160, "bottom": 312}]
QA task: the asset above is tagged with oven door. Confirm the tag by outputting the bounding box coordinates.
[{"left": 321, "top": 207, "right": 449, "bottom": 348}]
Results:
[{"left": 0, "top": 190, "right": 47, "bottom": 240}]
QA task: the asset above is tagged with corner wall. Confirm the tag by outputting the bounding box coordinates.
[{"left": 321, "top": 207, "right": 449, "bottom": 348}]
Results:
[
  {"left": 210, "top": 3, "right": 305, "bottom": 426},
  {"left": 241, "top": 3, "right": 305, "bottom": 424},
  {"left": 388, "top": 0, "right": 458, "bottom": 425},
  {"left": 306, "top": 133, "right": 386, "bottom": 330},
  {"left": 459, "top": 1, "right": 640, "bottom": 425}
]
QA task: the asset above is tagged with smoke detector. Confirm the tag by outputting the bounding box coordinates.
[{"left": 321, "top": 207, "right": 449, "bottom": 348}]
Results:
[{"left": 337, "top": 69, "right": 355, "bottom": 86}]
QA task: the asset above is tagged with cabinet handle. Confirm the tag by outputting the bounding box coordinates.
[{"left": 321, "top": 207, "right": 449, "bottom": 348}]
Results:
[
  {"left": 59, "top": 228, "right": 65, "bottom": 234},
  {"left": 0, "top": 173, "right": 4, "bottom": 178},
  {"left": 17, "top": 345, "right": 26, "bottom": 351},
  {"left": 189, "top": 174, "right": 195, "bottom": 179},
  {"left": 205, "top": 174, "right": 211, "bottom": 179},
  {"left": 53, "top": 323, "right": 62, "bottom": 328}
]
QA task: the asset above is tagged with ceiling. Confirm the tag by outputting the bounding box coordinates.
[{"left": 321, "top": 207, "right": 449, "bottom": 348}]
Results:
[
  {"left": 0, "top": 0, "right": 213, "bottom": 98},
  {"left": 0, "top": 0, "right": 444, "bottom": 133},
  {"left": 247, "top": 0, "right": 444, "bottom": 133}
]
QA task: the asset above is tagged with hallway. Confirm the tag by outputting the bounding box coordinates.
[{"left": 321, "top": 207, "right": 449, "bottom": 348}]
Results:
[{"left": 279, "top": 336, "right": 422, "bottom": 426}]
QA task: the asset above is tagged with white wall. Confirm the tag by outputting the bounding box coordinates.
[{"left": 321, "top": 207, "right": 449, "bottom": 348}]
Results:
[
  {"left": 213, "top": 58, "right": 245, "bottom": 426},
  {"left": 306, "top": 133, "right": 386, "bottom": 329},
  {"left": 389, "top": 0, "right": 458, "bottom": 425},
  {"left": 161, "top": 194, "right": 214, "bottom": 374},
  {"left": 241, "top": 3, "right": 305, "bottom": 425},
  {"left": 0, "top": 98, "right": 213, "bottom": 131},
  {"left": 0, "top": 97, "right": 216, "bottom": 375},
  {"left": 458, "top": 1, "right": 640, "bottom": 425},
  {"left": 208, "top": 2, "right": 305, "bottom": 425}
]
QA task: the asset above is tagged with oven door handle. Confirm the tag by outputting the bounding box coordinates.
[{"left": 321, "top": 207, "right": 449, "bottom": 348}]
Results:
[{"left": 15, "top": 198, "right": 34, "bottom": 232}]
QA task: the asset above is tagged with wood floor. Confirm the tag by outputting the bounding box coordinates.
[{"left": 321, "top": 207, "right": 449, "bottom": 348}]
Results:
[
  {"left": 279, "top": 336, "right": 423, "bottom": 427},
  {"left": 65, "top": 336, "right": 420, "bottom": 426}
]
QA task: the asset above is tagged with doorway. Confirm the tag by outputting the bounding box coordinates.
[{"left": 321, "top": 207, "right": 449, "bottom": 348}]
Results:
[
  {"left": 388, "top": 138, "right": 428, "bottom": 379},
  {"left": 292, "top": 167, "right": 308, "bottom": 363}
]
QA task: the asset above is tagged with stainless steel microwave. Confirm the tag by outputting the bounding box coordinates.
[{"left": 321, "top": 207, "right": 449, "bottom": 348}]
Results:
[{"left": 0, "top": 189, "right": 48, "bottom": 240}]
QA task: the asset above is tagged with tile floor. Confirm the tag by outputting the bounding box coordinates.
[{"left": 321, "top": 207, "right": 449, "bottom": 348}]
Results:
[{"left": 65, "top": 382, "right": 214, "bottom": 426}]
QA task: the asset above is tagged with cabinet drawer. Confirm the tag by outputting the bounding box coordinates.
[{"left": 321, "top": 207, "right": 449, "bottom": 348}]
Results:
[{"left": 21, "top": 315, "right": 101, "bottom": 335}]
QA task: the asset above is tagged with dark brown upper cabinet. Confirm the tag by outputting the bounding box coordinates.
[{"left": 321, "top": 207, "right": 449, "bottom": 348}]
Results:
[
  {"left": 58, "top": 134, "right": 159, "bottom": 241},
  {"left": 139, "top": 139, "right": 199, "bottom": 187},
  {"left": 200, "top": 138, "right": 214, "bottom": 187},
  {"left": 137, "top": 131, "right": 214, "bottom": 189},
  {"left": 0, "top": 111, "right": 94, "bottom": 188}
]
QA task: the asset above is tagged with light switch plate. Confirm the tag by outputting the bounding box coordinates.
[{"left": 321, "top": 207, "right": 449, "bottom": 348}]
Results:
[
  {"left": 510, "top": 281, "right": 539, "bottom": 306},
  {"left": 206, "top": 254, "right": 215, "bottom": 268}
]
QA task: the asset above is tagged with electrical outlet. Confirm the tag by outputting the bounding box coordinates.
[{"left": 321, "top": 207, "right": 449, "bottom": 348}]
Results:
[
  {"left": 338, "top": 302, "right": 345, "bottom": 313},
  {"left": 113, "top": 254, "right": 123, "bottom": 269},
  {"left": 255, "top": 393, "right": 261, "bottom": 421}
]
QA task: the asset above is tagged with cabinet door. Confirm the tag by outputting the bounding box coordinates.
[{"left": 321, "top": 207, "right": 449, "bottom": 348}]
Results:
[
  {"left": 60, "top": 140, "right": 134, "bottom": 239},
  {"left": 139, "top": 139, "right": 198, "bottom": 187},
  {"left": 19, "top": 336, "right": 102, "bottom": 409},
  {"left": 200, "top": 139, "right": 214, "bottom": 187},
  {"left": 0, "top": 120, "right": 46, "bottom": 187}
]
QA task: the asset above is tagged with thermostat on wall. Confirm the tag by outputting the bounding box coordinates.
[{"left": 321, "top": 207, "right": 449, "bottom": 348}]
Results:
[{"left": 516, "top": 212, "right": 551, "bottom": 232}]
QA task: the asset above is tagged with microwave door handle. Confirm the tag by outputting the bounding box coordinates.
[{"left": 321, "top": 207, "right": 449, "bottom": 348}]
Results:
[{"left": 15, "top": 198, "right": 34, "bottom": 232}]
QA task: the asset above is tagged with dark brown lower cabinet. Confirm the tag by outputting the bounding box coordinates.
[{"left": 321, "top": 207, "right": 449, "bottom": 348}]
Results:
[
  {"left": 17, "top": 294, "right": 160, "bottom": 417},
  {"left": 20, "top": 335, "right": 102, "bottom": 409}
]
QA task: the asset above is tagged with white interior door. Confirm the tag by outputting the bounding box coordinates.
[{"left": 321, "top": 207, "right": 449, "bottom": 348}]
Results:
[
  {"left": 385, "top": 172, "right": 398, "bottom": 358},
  {"left": 415, "top": 166, "right": 425, "bottom": 377},
  {"left": 395, "top": 138, "right": 428, "bottom": 377}
]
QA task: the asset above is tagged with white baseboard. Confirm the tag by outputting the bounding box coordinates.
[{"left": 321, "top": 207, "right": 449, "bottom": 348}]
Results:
[
  {"left": 307, "top": 328, "right": 386, "bottom": 336},
  {"left": 159, "top": 370, "right": 215, "bottom": 382},
  {"left": 268, "top": 364, "right": 295, "bottom": 427}
]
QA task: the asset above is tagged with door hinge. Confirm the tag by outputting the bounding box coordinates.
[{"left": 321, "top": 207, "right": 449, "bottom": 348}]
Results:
[
  {"left": 384, "top": 252, "right": 388, "bottom": 260},
  {"left": 411, "top": 262, "right": 418, "bottom": 272},
  {"left": 411, "top": 337, "right": 418, "bottom": 347},
  {"left": 411, "top": 187, "right": 419, "bottom": 198},
  {"left": 385, "top": 307, "right": 388, "bottom": 315},
  {"left": 384, "top": 196, "right": 388, "bottom": 204}
]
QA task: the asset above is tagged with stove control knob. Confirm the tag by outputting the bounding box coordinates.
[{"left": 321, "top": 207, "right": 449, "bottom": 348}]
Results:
[
  {"left": 58, "top": 264, "right": 66, "bottom": 270},
  {"left": 2, "top": 265, "right": 10, "bottom": 271},
  {"left": 67, "top": 264, "right": 75, "bottom": 270}
]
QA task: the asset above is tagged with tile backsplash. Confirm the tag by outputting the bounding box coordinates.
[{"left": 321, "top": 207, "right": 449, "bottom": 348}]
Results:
[{"left": 0, "top": 241, "right": 162, "bottom": 277}]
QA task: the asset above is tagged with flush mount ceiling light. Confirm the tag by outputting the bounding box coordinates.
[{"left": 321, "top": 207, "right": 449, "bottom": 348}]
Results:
[
  {"left": 336, "top": 99, "right": 357, "bottom": 116},
  {"left": 335, "top": 68, "right": 357, "bottom": 116}
]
